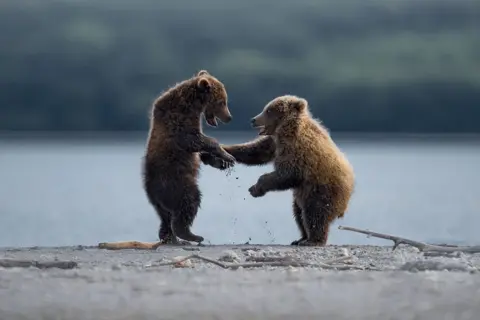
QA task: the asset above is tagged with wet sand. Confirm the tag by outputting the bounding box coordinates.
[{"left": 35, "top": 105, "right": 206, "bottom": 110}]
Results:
[{"left": 1, "top": 244, "right": 479, "bottom": 319}]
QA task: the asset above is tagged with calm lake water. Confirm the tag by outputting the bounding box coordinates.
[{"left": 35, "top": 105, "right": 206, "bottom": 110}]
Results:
[{"left": 1, "top": 132, "right": 479, "bottom": 248}]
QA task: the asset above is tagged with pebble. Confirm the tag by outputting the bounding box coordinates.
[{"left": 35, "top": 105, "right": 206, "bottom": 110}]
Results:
[{"left": 218, "top": 250, "right": 241, "bottom": 263}]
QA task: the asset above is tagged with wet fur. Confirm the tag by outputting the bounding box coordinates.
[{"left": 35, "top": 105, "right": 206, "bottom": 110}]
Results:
[
  {"left": 202, "top": 95, "right": 355, "bottom": 246},
  {"left": 144, "top": 70, "right": 234, "bottom": 244}
]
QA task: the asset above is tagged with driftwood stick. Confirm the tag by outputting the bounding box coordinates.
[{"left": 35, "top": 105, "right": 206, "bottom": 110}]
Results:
[
  {"left": 151, "top": 254, "right": 368, "bottom": 270},
  {"left": 98, "top": 241, "right": 163, "bottom": 250},
  {"left": 245, "top": 256, "right": 296, "bottom": 262},
  {"left": 338, "top": 225, "right": 480, "bottom": 254},
  {"left": 154, "top": 254, "right": 308, "bottom": 269},
  {"left": 98, "top": 239, "right": 194, "bottom": 250},
  {"left": 246, "top": 254, "right": 352, "bottom": 265},
  {"left": 224, "top": 261, "right": 312, "bottom": 270},
  {"left": 0, "top": 259, "right": 78, "bottom": 269},
  {"left": 155, "top": 254, "right": 227, "bottom": 268}
]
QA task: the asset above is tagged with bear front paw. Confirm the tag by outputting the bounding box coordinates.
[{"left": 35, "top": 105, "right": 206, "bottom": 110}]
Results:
[
  {"left": 200, "top": 152, "right": 212, "bottom": 163},
  {"left": 221, "top": 152, "right": 236, "bottom": 166},
  {"left": 200, "top": 153, "right": 232, "bottom": 171},
  {"left": 248, "top": 184, "right": 266, "bottom": 198}
]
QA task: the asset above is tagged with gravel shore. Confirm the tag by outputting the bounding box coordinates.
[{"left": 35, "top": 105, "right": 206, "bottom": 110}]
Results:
[{"left": 1, "top": 244, "right": 479, "bottom": 320}]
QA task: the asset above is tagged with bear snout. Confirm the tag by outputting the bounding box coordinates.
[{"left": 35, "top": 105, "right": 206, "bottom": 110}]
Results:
[{"left": 220, "top": 113, "right": 232, "bottom": 123}]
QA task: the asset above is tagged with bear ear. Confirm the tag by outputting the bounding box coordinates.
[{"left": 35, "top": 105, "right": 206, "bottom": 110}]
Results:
[
  {"left": 197, "top": 77, "right": 211, "bottom": 93},
  {"left": 292, "top": 98, "right": 307, "bottom": 112},
  {"left": 197, "top": 70, "right": 209, "bottom": 76}
]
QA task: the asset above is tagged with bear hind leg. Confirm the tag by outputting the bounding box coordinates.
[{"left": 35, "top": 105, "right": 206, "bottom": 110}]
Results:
[
  {"left": 290, "top": 200, "right": 308, "bottom": 245},
  {"left": 154, "top": 204, "right": 190, "bottom": 245},
  {"left": 170, "top": 186, "right": 204, "bottom": 244},
  {"left": 155, "top": 203, "right": 173, "bottom": 241},
  {"left": 298, "top": 194, "right": 335, "bottom": 247}
]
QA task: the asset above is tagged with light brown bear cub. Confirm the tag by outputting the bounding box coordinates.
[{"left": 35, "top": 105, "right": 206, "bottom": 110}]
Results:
[{"left": 202, "top": 95, "right": 355, "bottom": 246}]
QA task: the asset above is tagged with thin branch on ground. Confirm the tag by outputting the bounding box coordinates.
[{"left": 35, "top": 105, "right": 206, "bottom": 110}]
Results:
[
  {"left": 338, "top": 225, "right": 480, "bottom": 254},
  {"left": 246, "top": 254, "right": 352, "bottom": 265},
  {"left": 245, "top": 256, "right": 296, "bottom": 262},
  {"left": 149, "top": 253, "right": 372, "bottom": 270},
  {"left": 0, "top": 259, "right": 77, "bottom": 269}
]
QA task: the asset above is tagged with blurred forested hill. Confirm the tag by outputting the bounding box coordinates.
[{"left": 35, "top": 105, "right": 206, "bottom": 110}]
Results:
[{"left": 0, "top": 0, "right": 479, "bottom": 133}]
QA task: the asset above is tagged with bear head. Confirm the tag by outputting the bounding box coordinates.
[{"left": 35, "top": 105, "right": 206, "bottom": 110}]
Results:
[
  {"left": 195, "top": 70, "right": 232, "bottom": 127},
  {"left": 250, "top": 95, "right": 308, "bottom": 135}
]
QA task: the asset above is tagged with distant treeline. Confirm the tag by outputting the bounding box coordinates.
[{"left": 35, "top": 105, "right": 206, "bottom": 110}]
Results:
[{"left": 0, "top": 0, "right": 479, "bottom": 133}]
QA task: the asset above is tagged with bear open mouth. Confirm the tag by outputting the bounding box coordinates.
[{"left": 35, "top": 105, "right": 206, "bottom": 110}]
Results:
[
  {"left": 205, "top": 115, "right": 218, "bottom": 127},
  {"left": 256, "top": 126, "right": 267, "bottom": 135}
]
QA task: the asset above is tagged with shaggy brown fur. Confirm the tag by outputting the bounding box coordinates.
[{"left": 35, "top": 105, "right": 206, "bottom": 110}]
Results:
[
  {"left": 142, "top": 69, "right": 235, "bottom": 245},
  {"left": 202, "top": 95, "right": 355, "bottom": 246}
]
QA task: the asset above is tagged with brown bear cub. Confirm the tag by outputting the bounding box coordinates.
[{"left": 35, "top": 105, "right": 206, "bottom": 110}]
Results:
[
  {"left": 98, "top": 70, "right": 235, "bottom": 250},
  {"left": 202, "top": 95, "right": 355, "bottom": 246},
  {"left": 143, "top": 70, "right": 237, "bottom": 245}
]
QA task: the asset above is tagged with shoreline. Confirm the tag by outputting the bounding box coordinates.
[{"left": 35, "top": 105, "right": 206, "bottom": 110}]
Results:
[
  {"left": 0, "top": 243, "right": 395, "bottom": 250},
  {"left": 1, "top": 244, "right": 479, "bottom": 319},
  {"left": 2, "top": 130, "right": 480, "bottom": 142},
  {"left": 1, "top": 243, "right": 478, "bottom": 271}
]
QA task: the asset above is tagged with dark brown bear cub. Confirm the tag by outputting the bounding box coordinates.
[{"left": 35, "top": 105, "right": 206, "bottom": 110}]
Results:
[
  {"left": 202, "top": 95, "right": 355, "bottom": 246},
  {"left": 143, "top": 70, "right": 236, "bottom": 245}
]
